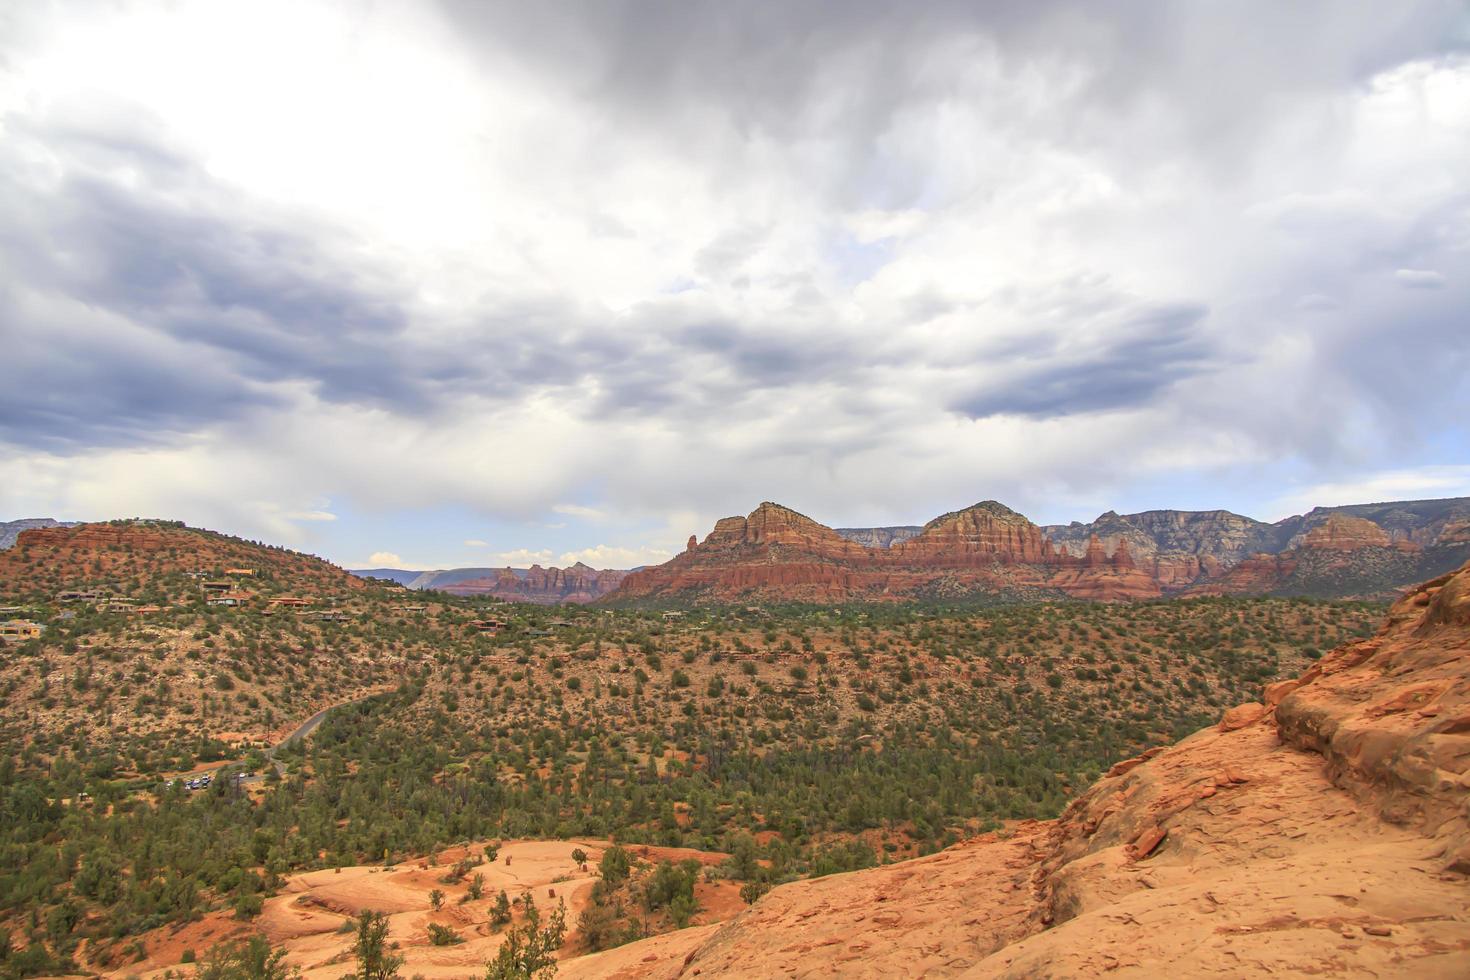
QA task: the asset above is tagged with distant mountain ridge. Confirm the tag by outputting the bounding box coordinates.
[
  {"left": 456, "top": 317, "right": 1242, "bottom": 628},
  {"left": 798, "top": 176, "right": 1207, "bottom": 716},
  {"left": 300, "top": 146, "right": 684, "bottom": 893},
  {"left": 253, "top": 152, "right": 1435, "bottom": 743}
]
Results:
[
  {"left": 350, "top": 563, "right": 629, "bottom": 604},
  {"left": 834, "top": 525, "right": 923, "bottom": 549},
  {"left": 0, "top": 518, "right": 77, "bottom": 550},
  {"left": 611, "top": 496, "right": 1470, "bottom": 603}
]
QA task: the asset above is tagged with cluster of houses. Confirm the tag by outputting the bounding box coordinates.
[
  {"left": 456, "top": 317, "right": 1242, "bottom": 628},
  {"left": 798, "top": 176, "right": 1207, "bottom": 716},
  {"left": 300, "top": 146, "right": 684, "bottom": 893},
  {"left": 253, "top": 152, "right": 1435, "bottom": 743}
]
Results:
[{"left": 0, "top": 566, "right": 372, "bottom": 642}]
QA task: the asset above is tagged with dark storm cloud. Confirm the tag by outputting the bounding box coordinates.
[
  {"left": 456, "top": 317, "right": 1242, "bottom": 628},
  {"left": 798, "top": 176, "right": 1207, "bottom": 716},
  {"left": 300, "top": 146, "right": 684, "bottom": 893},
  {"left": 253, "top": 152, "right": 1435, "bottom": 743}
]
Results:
[
  {"left": 951, "top": 304, "right": 1215, "bottom": 419},
  {"left": 0, "top": 285, "right": 281, "bottom": 452},
  {"left": 435, "top": 1, "right": 1470, "bottom": 172},
  {"left": 0, "top": 116, "right": 870, "bottom": 452},
  {"left": 3, "top": 0, "right": 1467, "bottom": 516}
]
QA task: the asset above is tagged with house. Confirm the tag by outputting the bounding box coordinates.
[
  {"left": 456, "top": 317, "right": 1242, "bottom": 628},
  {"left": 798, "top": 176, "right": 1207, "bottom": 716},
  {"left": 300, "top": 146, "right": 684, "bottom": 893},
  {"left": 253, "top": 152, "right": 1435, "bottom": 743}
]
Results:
[
  {"left": 312, "top": 609, "right": 349, "bottom": 622},
  {"left": 207, "top": 592, "right": 253, "bottom": 608},
  {"left": 662, "top": 611, "right": 684, "bottom": 621},
  {"left": 0, "top": 620, "right": 45, "bottom": 643},
  {"left": 268, "top": 597, "right": 312, "bottom": 608},
  {"left": 224, "top": 568, "right": 256, "bottom": 577},
  {"left": 100, "top": 598, "right": 138, "bottom": 613},
  {"left": 201, "top": 581, "right": 233, "bottom": 594},
  {"left": 400, "top": 604, "right": 428, "bottom": 613},
  {"left": 548, "top": 619, "right": 575, "bottom": 628},
  {"left": 56, "top": 589, "right": 106, "bottom": 603},
  {"left": 470, "top": 619, "right": 506, "bottom": 635}
]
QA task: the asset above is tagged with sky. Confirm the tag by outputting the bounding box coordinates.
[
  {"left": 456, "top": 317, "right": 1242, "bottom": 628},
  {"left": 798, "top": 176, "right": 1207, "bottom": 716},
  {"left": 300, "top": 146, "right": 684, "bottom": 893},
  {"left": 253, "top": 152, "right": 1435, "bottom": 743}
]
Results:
[{"left": 2, "top": 1, "right": 1469, "bottom": 571}]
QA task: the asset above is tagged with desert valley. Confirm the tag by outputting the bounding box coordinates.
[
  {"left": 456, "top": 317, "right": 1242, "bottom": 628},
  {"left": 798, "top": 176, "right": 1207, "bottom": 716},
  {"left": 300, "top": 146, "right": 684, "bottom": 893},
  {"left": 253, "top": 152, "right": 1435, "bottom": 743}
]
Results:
[{"left": 1, "top": 497, "right": 1468, "bottom": 977}]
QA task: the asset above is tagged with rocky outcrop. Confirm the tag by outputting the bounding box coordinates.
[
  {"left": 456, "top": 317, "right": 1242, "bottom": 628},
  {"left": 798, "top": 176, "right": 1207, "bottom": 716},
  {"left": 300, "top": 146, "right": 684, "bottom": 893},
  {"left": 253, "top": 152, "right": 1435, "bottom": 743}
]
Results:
[
  {"left": 0, "top": 518, "right": 73, "bottom": 551},
  {"left": 835, "top": 525, "right": 923, "bottom": 549},
  {"left": 442, "top": 563, "right": 627, "bottom": 604},
  {"left": 609, "top": 496, "right": 1470, "bottom": 605},
  {"left": 893, "top": 501, "right": 1050, "bottom": 564},
  {"left": 1293, "top": 513, "right": 1396, "bottom": 551},
  {"left": 613, "top": 501, "right": 1155, "bottom": 603},
  {"left": 1043, "top": 507, "right": 1277, "bottom": 569},
  {"left": 571, "top": 563, "right": 1470, "bottom": 977}
]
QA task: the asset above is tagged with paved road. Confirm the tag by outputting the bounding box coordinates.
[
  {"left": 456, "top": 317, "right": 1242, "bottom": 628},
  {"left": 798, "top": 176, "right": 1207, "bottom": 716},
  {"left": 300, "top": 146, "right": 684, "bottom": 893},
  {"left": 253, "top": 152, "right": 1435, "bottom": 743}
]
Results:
[{"left": 238, "top": 693, "right": 377, "bottom": 784}]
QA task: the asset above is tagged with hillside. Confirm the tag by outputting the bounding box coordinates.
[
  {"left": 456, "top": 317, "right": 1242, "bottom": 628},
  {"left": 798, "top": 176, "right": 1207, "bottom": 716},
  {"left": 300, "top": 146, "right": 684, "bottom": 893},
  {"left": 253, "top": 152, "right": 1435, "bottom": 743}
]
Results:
[
  {"left": 0, "top": 528, "right": 1383, "bottom": 975},
  {"left": 612, "top": 497, "right": 1470, "bottom": 604},
  {"left": 0, "top": 520, "right": 367, "bottom": 602},
  {"left": 0, "top": 521, "right": 434, "bottom": 762},
  {"left": 567, "top": 559, "right": 1470, "bottom": 977}
]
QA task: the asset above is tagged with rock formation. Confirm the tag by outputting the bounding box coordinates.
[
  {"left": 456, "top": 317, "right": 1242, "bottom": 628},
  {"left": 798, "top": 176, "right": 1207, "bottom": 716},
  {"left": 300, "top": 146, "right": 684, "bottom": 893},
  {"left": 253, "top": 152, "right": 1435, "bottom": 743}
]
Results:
[
  {"left": 613, "top": 501, "right": 1158, "bottom": 603},
  {"left": 441, "top": 562, "right": 627, "bottom": 604},
  {"left": 0, "top": 517, "right": 73, "bottom": 551},
  {"left": 567, "top": 562, "right": 1470, "bottom": 977},
  {"left": 835, "top": 525, "right": 923, "bottom": 549},
  {"left": 608, "top": 497, "right": 1470, "bottom": 604}
]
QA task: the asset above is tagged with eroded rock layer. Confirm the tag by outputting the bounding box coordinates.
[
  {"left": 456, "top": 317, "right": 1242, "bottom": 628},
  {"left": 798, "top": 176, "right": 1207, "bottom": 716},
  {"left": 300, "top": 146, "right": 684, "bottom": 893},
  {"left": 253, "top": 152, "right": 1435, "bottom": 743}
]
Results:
[
  {"left": 441, "top": 563, "right": 628, "bottom": 604},
  {"left": 611, "top": 497, "right": 1470, "bottom": 603}
]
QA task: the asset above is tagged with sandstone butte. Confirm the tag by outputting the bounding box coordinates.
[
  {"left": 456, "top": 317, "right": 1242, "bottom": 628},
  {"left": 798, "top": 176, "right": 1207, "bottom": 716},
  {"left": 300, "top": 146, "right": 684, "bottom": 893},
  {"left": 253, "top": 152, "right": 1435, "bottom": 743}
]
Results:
[
  {"left": 610, "top": 499, "right": 1470, "bottom": 604},
  {"left": 564, "top": 560, "right": 1470, "bottom": 978}
]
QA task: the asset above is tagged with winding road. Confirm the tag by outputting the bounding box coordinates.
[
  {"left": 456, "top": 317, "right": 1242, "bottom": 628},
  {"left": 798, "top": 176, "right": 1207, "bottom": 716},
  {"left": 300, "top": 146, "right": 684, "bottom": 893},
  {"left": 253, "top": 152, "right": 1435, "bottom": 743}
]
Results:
[{"left": 238, "top": 692, "right": 379, "bottom": 784}]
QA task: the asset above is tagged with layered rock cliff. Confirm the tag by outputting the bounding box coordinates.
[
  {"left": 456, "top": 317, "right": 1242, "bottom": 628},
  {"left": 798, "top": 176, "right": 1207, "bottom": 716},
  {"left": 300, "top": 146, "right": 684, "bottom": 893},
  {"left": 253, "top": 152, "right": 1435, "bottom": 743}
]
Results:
[
  {"left": 441, "top": 562, "right": 627, "bottom": 604},
  {"left": 609, "top": 496, "right": 1470, "bottom": 604},
  {"left": 0, "top": 517, "right": 73, "bottom": 551},
  {"left": 565, "top": 562, "right": 1470, "bottom": 978},
  {"left": 613, "top": 501, "right": 1154, "bottom": 603}
]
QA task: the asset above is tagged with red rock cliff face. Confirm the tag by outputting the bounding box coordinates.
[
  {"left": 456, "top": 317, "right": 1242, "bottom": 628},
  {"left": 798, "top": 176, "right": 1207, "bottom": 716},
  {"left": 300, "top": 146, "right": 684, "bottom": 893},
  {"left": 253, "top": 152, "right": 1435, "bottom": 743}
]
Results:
[
  {"left": 616, "top": 503, "right": 880, "bottom": 604},
  {"left": 892, "top": 501, "right": 1050, "bottom": 565},
  {"left": 610, "top": 497, "right": 1470, "bottom": 605},
  {"left": 444, "top": 563, "right": 627, "bottom": 604},
  {"left": 612, "top": 501, "right": 1159, "bottom": 603},
  {"left": 1295, "top": 514, "right": 1395, "bottom": 550}
]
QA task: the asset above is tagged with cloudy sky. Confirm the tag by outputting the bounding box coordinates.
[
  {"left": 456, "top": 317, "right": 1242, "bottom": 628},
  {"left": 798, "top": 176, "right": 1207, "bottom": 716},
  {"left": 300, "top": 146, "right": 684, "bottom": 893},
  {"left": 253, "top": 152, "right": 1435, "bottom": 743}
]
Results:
[{"left": 2, "top": 1, "right": 1468, "bottom": 570}]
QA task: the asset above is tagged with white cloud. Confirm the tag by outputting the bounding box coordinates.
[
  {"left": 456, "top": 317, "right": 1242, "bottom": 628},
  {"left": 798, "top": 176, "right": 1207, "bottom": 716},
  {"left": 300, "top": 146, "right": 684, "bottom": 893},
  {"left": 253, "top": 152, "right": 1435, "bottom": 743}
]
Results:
[
  {"left": 368, "top": 551, "right": 404, "bottom": 566},
  {"left": 557, "top": 544, "right": 676, "bottom": 569},
  {"left": 1266, "top": 466, "right": 1470, "bottom": 521},
  {"left": 463, "top": 538, "right": 488, "bottom": 547},
  {"left": 552, "top": 504, "right": 607, "bottom": 520},
  {"left": 287, "top": 510, "right": 338, "bottom": 522},
  {"left": 1395, "top": 268, "right": 1447, "bottom": 288},
  {"left": 488, "top": 548, "right": 555, "bottom": 566}
]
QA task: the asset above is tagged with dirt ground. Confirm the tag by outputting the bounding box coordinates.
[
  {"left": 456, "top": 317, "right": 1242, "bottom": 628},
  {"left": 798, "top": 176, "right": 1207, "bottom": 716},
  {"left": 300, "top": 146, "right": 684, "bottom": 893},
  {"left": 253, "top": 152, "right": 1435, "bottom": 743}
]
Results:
[{"left": 99, "top": 838, "right": 737, "bottom": 980}]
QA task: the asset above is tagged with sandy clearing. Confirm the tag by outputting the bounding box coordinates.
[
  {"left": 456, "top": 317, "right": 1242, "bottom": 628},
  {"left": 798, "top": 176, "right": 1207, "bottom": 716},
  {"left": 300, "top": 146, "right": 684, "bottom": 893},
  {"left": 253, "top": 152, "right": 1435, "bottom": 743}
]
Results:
[{"left": 95, "top": 837, "right": 751, "bottom": 980}]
